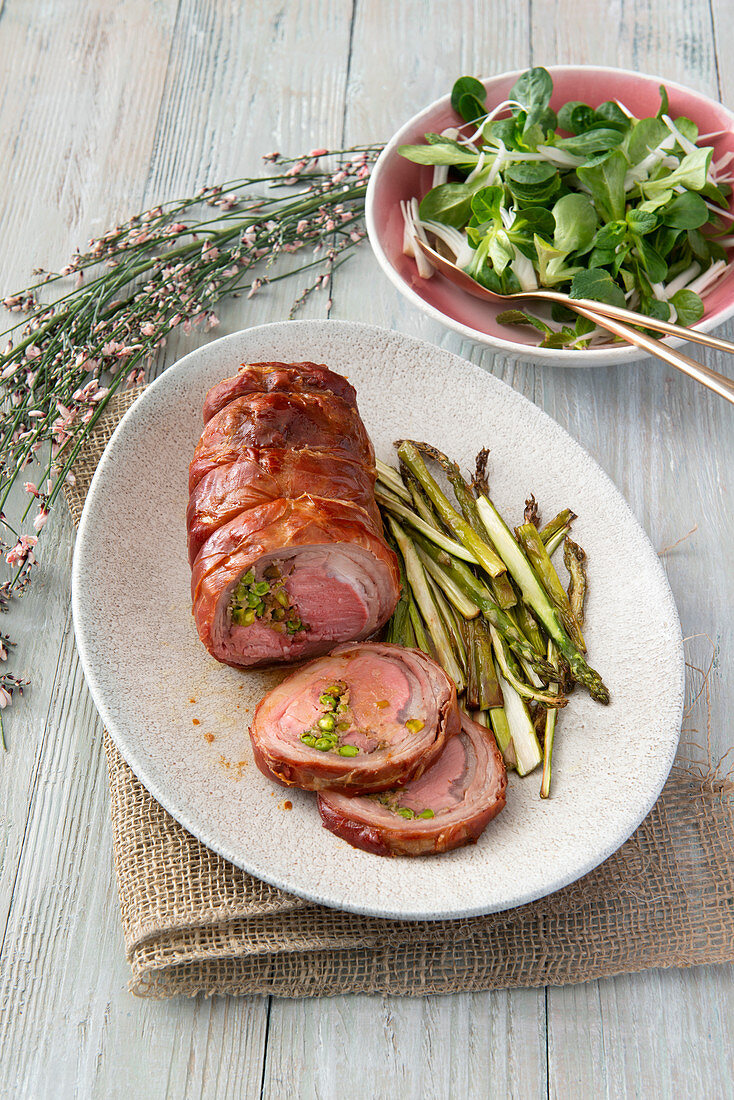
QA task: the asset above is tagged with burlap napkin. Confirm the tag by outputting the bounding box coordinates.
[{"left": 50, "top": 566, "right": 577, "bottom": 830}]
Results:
[{"left": 66, "top": 389, "right": 734, "bottom": 998}]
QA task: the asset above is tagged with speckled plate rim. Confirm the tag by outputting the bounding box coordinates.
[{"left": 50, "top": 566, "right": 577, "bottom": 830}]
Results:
[
  {"left": 366, "top": 64, "right": 734, "bottom": 367},
  {"left": 71, "top": 320, "right": 685, "bottom": 920}
]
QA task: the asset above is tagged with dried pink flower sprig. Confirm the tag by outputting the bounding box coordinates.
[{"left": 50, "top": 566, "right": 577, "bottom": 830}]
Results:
[
  {"left": 0, "top": 617, "right": 28, "bottom": 748},
  {"left": 0, "top": 144, "right": 383, "bottom": 747}
]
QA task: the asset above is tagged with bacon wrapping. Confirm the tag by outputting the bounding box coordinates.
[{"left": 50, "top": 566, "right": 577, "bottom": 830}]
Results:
[{"left": 188, "top": 362, "right": 400, "bottom": 667}]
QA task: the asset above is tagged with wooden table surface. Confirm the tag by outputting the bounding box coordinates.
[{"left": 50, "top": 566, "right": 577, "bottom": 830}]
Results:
[{"left": 1, "top": 1, "right": 732, "bottom": 1096}]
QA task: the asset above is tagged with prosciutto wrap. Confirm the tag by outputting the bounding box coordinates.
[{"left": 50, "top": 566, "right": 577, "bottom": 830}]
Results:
[
  {"left": 318, "top": 713, "right": 507, "bottom": 856},
  {"left": 202, "top": 360, "right": 358, "bottom": 422},
  {"left": 187, "top": 449, "right": 380, "bottom": 565},
  {"left": 188, "top": 362, "right": 399, "bottom": 668},
  {"left": 249, "top": 643, "right": 461, "bottom": 794}
]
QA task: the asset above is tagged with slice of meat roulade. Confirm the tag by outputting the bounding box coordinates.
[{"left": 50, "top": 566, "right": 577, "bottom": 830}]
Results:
[
  {"left": 188, "top": 389, "right": 374, "bottom": 493},
  {"left": 317, "top": 713, "right": 507, "bottom": 856},
  {"left": 192, "top": 499, "right": 401, "bottom": 667},
  {"left": 249, "top": 643, "right": 461, "bottom": 794},
  {"left": 202, "top": 361, "right": 358, "bottom": 423},
  {"left": 187, "top": 448, "right": 380, "bottom": 565}
]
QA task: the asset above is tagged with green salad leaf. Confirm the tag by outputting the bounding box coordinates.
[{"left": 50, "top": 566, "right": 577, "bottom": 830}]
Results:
[
  {"left": 569, "top": 269, "right": 628, "bottom": 307},
  {"left": 419, "top": 183, "right": 474, "bottom": 227},
  {"left": 509, "top": 67, "right": 555, "bottom": 131},
  {"left": 552, "top": 193, "right": 598, "bottom": 253},
  {"left": 399, "top": 66, "right": 731, "bottom": 347},
  {"left": 451, "top": 76, "right": 487, "bottom": 123},
  {"left": 576, "top": 150, "right": 627, "bottom": 222},
  {"left": 670, "top": 288, "right": 704, "bottom": 325}
]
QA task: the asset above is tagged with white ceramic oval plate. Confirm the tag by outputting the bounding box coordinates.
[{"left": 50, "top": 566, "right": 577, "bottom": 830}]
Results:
[{"left": 72, "top": 320, "right": 684, "bottom": 920}]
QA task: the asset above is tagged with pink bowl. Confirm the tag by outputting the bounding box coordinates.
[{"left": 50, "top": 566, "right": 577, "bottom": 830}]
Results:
[{"left": 366, "top": 65, "right": 734, "bottom": 366}]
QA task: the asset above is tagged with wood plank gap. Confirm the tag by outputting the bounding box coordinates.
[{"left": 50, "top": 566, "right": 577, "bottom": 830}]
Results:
[
  {"left": 0, "top": 603, "right": 74, "bottom": 961},
  {"left": 340, "top": 0, "right": 359, "bottom": 145},
  {"left": 139, "top": 0, "right": 185, "bottom": 206},
  {"left": 544, "top": 985, "right": 551, "bottom": 1100},
  {"left": 528, "top": 0, "right": 534, "bottom": 64},
  {"left": 326, "top": 0, "right": 359, "bottom": 321},
  {"left": 259, "top": 995, "right": 273, "bottom": 1100},
  {"left": 707, "top": 0, "right": 723, "bottom": 99}
]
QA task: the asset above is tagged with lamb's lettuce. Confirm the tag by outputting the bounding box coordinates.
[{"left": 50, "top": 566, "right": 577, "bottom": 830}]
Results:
[{"left": 398, "top": 66, "right": 732, "bottom": 343}]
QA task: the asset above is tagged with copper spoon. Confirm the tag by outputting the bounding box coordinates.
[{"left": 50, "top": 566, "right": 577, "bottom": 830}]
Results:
[{"left": 415, "top": 238, "right": 734, "bottom": 405}]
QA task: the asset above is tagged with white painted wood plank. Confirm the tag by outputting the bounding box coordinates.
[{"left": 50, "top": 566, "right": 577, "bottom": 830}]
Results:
[
  {"left": 0, "top": 629, "right": 269, "bottom": 1100},
  {"left": 547, "top": 964, "right": 734, "bottom": 1100},
  {"left": 263, "top": 990, "right": 547, "bottom": 1100}
]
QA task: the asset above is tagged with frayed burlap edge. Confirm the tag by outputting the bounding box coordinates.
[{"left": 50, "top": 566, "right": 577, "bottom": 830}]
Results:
[{"left": 68, "top": 388, "right": 734, "bottom": 998}]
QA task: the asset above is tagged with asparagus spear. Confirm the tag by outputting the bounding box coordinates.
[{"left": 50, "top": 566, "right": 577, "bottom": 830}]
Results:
[
  {"left": 511, "top": 584, "right": 545, "bottom": 655},
  {"left": 516, "top": 522, "right": 586, "bottom": 651},
  {"left": 474, "top": 617, "right": 504, "bottom": 710},
  {"left": 544, "top": 524, "right": 571, "bottom": 558},
  {"left": 464, "top": 618, "right": 503, "bottom": 710},
  {"left": 489, "top": 625, "right": 566, "bottom": 706},
  {"left": 403, "top": 613, "right": 417, "bottom": 649},
  {"left": 388, "top": 517, "right": 465, "bottom": 690},
  {"left": 489, "top": 705, "right": 517, "bottom": 768},
  {"left": 416, "top": 544, "right": 480, "bottom": 619},
  {"left": 425, "top": 570, "right": 468, "bottom": 684},
  {"left": 411, "top": 441, "right": 517, "bottom": 609},
  {"left": 376, "top": 488, "right": 480, "bottom": 564},
  {"left": 540, "top": 641, "right": 561, "bottom": 799},
  {"left": 524, "top": 494, "right": 540, "bottom": 527},
  {"left": 408, "top": 598, "right": 431, "bottom": 655},
  {"left": 539, "top": 508, "right": 577, "bottom": 545},
  {"left": 405, "top": 476, "right": 442, "bottom": 528},
  {"left": 376, "top": 458, "right": 412, "bottom": 502},
  {"left": 450, "top": 473, "right": 517, "bottom": 610},
  {"left": 396, "top": 441, "right": 507, "bottom": 579},
  {"left": 465, "top": 619, "right": 480, "bottom": 710},
  {"left": 564, "top": 537, "right": 588, "bottom": 627},
  {"left": 413, "top": 532, "right": 556, "bottom": 680},
  {"left": 474, "top": 494, "right": 609, "bottom": 704},
  {"left": 385, "top": 589, "right": 410, "bottom": 646},
  {"left": 494, "top": 659, "right": 543, "bottom": 776}
]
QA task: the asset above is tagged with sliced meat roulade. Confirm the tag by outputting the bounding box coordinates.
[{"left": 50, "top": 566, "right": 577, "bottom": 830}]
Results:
[
  {"left": 189, "top": 390, "right": 374, "bottom": 493},
  {"left": 249, "top": 643, "right": 461, "bottom": 794},
  {"left": 188, "top": 362, "right": 398, "bottom": 669},
  {"left": 317, "top": 713, "right": 507, "bottom": 856},
  {"left": 203, "top": 361, "right": 358, "bottom": 423},
  {"left": 187, "top": 449, "right": 380, "bottom": 565},
  {"left": 192, "top": 499, "right": 401, "bottom": 667}
]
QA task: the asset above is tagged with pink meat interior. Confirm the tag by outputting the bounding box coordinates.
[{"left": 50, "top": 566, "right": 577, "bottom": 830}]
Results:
[
  {"left": 397, "top": 732, "right": 473, "bottom": 814},
  {"left": 276, "top": 650, "right": 414, "bottom": 754},
  {"left": 212, "top": 546, "right": 391, "bottom": 665}
]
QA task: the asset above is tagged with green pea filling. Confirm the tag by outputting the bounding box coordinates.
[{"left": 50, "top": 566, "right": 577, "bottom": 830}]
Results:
[
  {"left": 230, "top": 564, "right": 308, "bottom": 634},
  {"left": 299, "top": 680, "right": 359, "bottom": 756},
  {"left": 375, "top": 793, "right": 436, "bottom": 820}
]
